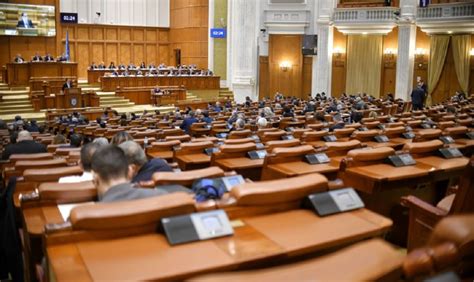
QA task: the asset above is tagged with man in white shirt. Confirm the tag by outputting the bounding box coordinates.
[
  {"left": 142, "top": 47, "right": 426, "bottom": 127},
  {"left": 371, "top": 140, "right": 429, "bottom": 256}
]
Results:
[{"left": 58, "top": 142, "right": 102, "bottom": 183}]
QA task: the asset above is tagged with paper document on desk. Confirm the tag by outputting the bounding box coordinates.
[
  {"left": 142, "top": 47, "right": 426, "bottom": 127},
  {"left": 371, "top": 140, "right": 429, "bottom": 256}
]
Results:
[{"left": 58, "top": 202, "right": 95, "bottom": 221}]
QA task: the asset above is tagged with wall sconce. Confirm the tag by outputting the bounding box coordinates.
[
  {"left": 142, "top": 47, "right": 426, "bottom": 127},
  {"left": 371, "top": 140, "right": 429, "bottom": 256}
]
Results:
[
  {"left": 333, "top": 47, "right": 344, "bottom": 58},
  {"left": 415, "top": 48, "right": 428, "bottom": 70},
  {"left": 383, "top": 48, "right": 396, "bottom": 60},
  {"left": 415, "top": 48, "right": 427, "bottom": 60},
  {"left": 279, "top": 61, "right": 291, "bottom": 72},
  {"left": 470, "top": 48, "right": 474, "bottom": 56}
]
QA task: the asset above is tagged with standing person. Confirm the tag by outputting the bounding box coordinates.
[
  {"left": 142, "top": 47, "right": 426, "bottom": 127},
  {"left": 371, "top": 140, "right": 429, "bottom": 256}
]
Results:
[{"left": 411, "top": 85, "right": 426, "bottom": 111}]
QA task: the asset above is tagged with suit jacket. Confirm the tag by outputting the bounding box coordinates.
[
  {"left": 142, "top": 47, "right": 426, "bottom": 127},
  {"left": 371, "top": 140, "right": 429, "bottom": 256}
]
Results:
[
  {"left": 2, "top": 140, "right": 47, "bottom": 160},
  {"left": 100, "top": 183, "right": 171, "bottom": 202},
  {"left": 13, "top": 57, "right": 24, "bottom": 63},
  {"left": 32, "top": 56, "right": 42, "bottom": 62},
  {"left": 17, "top": 19, "right": 33, "bottom": 28},
  {"left": 132, "top": 158, "right": 172, "bottom": 183},
  {"left": 180, "top": 117, "right": 198, "bottom": 134},
  {"left": 411, "top": 88, "right": 425, "bottom": 105},
  {"left": 62, "top": 82, "right": 71, "bottom": 91}
]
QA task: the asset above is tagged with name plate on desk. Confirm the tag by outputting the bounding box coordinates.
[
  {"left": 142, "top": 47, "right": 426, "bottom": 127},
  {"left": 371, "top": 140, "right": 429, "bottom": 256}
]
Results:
[
  {"left": 374, "top": 135, "right": 389, "bottom": 143},
  {"left": 358, "top": 127, "right": 369, "bottom": 131},
  {"left": 255, "top": 142, "right": 265, "bottom": 149},
  {"left": 439, "top": 136, "right": 455, "bottom": 144},
  {"left": 438, "top": 148, "right": 463, "bottom": 159},
  {"left": 377, "top": 124, "right": 386, "bottom": 130},
  {"left": 161, "top": 210, "right": 234, "bottom": 245},
  {"left": 403, "top": 132, "right": 415, "bottom": 139},
  {"left": 405, "top": 126, "right": 413, "bottom": 132},
  {"left": 421, "top": 123, "right": 432, "bottom": 129},
  {"left": 216, "top": 133, "right": 228, "bottom": 139},
  {"left": 281, "top": 135, "right": 295, "bottom": 140},
  {"left": 466, "top": 132, "right": 474, "bottom": 140},
  {"left": 323, "top": 135, "right": 337, "bottom": 142},
  {"left": 250, "top": 135, "right": 260, "bottom": 142},
  {"left": 305, "top": 153, "right": 330, "bottom": 164},
  {"left": 387, "top": 154, "right": 416, "bottom": 167},
  {"left": 204, "top": 147, "right": 220, "bottom": 156},
  {"left": 303, "top": 188, "right": 364, "bottom": 216},
  {"left": 247, "top": 150, "right": 267, "bottom": 160}
]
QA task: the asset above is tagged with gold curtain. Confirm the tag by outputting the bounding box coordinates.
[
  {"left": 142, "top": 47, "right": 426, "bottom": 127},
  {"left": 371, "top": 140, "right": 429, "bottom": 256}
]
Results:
[
  {"left": 427, "top": 35, "right": 450, "bottom": 96},
  {"left": 345, "top": 35, "right": 383, "bottom": 97},
  {"left": 451, "top": 35, "right": 471, "bottom": 94}
]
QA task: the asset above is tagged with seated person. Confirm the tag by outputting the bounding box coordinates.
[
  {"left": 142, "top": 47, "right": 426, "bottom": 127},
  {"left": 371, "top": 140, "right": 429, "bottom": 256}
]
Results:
[
  {"left": 139, "top": 61, "right": 146, "bottom": 68},
  {"left": 118, "top": 64, "right": 126, "bottom": 70},
  {"left": 329, "top": 113, "right": 345, "bottom": 132},
  {"left": 122, "top": 70, "right": 130, "bottom": 76},
  {"left": 69, "top": 133, "right": 83, "bottom": 148},
  {"left": 52, "top": 133, "right": 67, "bottom": 145},
  {"left": 257, "top": 117, "right": 268, "bottom": 129},
  {"left": 44, "top": 53, "right": 54, "bottom": 62},
  {"left": 201, "top": 111, "right": 213, "bottom": 124},
  {"left": 148, "top": 63, "right": 156, "bottom": 69},
  {"left": 180, "top": 111, "right": 198, "bottom": 134},
  {"left": 127, "top": 62, "right": 136, "bottom": 69},
  {"left": 59, "top": 142, "right": 103, "bottom": 183},
  {"left": 31, "top": 52, "right": 43, "bottom": 62},
  {"left": 17, "top": 13, "right": 34, "bottom": 28},
  {"left": 89, "top": 62, "right": 97, "bottom": 70},
  {"left": 119, "top": 141, "right": 172, "bottom": 183},
  {"left": 26, "top": 120, "right": 39, "bottom": 132},
  {"left": 111, "top": 70, "right": 119, "bottom": 76},
  {"left": 111, "top": 131, "right": 133, "bottom": 145},
  {"left": 62, "top": 78, "right": 73, "bottom": 91},
  {"left": 136, "top": 70, "right": 143, "bottom": 76},
  {"left": 108, "top": 61, "right": 116, "bottom": 69},
  {"left": 13, "top": 54, "right": 24, "bottom": 63},
  {"left": 91, "top": 145, "right": 173, "bottom": 202},
  {"left": 56, "top": 53, "right": 68, "bottom": 62},
  {"left": 98, "top": 61, "right": 106, "bottom": 69},
  {"left": 2, "top": 130, "right": 46, "bottom": 160}
]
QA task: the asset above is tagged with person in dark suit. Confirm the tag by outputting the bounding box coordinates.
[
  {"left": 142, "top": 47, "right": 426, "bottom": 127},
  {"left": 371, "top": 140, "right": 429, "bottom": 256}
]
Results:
[
  {"left": 62, "top": 78, "right": 73, "bottom": 91},
  {"left": 16, "top": 13, "right": 34, "bottom": 28},
  {"left": 31, "top": 52, "right": 42, "bottom": 62},
  {"left": 118, "top": 141, "right": 172, "bottom": 183},
  {"left": 44, "top": 53, "right": 54, "bottom": 62},
  {"left": 179, "top": 111, "right": 198, "bottom": 134},
  {"left": 411, "top": 85, "right": 425, "bottom": 111},
  {"left": 2, "top": 131, "right": 46, "bottom": 160},
  {"left": 329, "top": 113, "right": 345, "bottom": 132},
  {"left": 13, "top": 54, "right": 24, "bottom": 63},
  {"left": 90, "top": 145, "right": 176, "bottom": 202}
]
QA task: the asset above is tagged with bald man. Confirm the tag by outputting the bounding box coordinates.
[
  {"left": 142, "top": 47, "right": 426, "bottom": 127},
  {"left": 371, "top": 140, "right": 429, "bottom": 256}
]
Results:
[{"left": 2, "top": 130, "right": 46, "bottom": 160}]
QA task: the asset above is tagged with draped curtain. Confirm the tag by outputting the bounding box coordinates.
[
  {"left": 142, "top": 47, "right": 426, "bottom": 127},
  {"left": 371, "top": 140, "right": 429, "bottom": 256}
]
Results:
[
  {"left": 345, "top": 35, "right": 383, "bottom": 97},
  {"left": 451, "top": 35, "right": 471, "bottom": 94},
  {"left": 427, "top": 35, "right": 450, "bottom": 104}
]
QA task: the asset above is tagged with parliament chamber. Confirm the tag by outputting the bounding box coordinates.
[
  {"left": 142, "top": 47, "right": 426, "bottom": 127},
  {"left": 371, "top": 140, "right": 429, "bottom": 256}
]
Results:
[{"left": 0, "top": 0, "right": 474, "bottom": 281}]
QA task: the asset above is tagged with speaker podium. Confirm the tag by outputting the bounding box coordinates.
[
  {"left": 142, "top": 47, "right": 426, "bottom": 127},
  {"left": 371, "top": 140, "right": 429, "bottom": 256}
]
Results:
[{"left": 64, "top": 88, "right": 82, "bottom": 108}]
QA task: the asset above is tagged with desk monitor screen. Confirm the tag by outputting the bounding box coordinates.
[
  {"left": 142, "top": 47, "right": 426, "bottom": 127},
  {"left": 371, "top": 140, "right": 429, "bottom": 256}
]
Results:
[
  {"left": 204, "top": 147, "right": 220, "bottom": 156},
  {"left": 191, "top": 210, "right": 234, "bottom": 241},
  {"left": 247, "top": 150, "right": 267, "bottom": 160},
  {"left": 281, "top": 135, "right": 295, "bottom": 140},
  {"left": 220, "top": 175, "right": 245, "bottom": 191},
  {"left": 305, "top": 153, "right": 330, "bottom": 165},
  {"left": 403, "top": 132, "right": 415, "bottom": 139},
  {"left": 374, "top": 135, "right": 389, "bottom": 143},
  {"left": 439, "top": 136, "right": 455, "bottom": 144},
  {"left": 255, "top": 142, "right": 265, "bottom": 149},
  {"left": 466, "top": 132, "right": 474, "bottom": 140},
  {"left": 438, "top": 148, "right": 463, "bottom": 159},
  {"left": 0, "top": 3, "right": 56, "bottom": 37},
  {"left": 387, "top": 153, "right": 416, "bottom": 167},
  {"left": 323, "top": 135, "right": 337, "bottom": 142},
  {"left": 358, "top": 127, "right": 369, "bottom": 131},
  {"left": 216, "top": 133, "right": 228, "bottom": 139}
]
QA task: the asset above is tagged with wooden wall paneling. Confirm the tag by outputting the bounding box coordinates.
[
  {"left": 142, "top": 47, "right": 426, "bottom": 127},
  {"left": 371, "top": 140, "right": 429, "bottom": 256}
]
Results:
[
  {"left": 106, "top": 28, "right": 118, "bottom": 41},
  {"left": 268, "top": 34, "right": 303, "bottom": 98},
  {"left": 77, "top": 27, "right": 89, "bottom": 40},
  {"left": 106, "top": 44, "right": 119, "bottom": 65},
  {"left": 413, "top": 27, "right": 429, "bottom": 87},
  {"left": 259, "top": 56, "right": 269, "bottom": 99},
  {"left": 133, "top": 29, "right": 145, "bottom": 41},
  {"left": 146, "top": 29, "right": 157, "bottom": 42},
  {"left": 302, "top": 56, "right": 313, "bottom": 96},
  {"left": 91, "top": 43, "right": 104, "bottom": 65},
  {"left": 77, "top": 43, "right": 90, "bottom": 79},
  {"left": 331, "top": 28, "right": 347, "bottom": 97},
  {"left": 159, "top": 44, "right": 170, "bottom": 65},
  {"left": 381, "top": 27, "right": 398, "bottom": 97},
  {"left": 120, "top": 44, "right": 132, "bottom": 65},
  {"left": 146, "top": 44, "right": 157, "bottom": 65},
  {"left": 133, "top": 44, "right": 145, "bottom": 63},
  {"left": 120, "top": 28, "right": 132, "bottom": 42}
]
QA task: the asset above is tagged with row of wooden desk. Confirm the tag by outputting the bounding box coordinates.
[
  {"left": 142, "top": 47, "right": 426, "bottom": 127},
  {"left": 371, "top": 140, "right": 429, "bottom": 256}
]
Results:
[
  {"left": 100, "top": 75, "right": 220, "bottom": 91},
  {"left": 5, "top": 62, "right": 77, "bottom": 86}
]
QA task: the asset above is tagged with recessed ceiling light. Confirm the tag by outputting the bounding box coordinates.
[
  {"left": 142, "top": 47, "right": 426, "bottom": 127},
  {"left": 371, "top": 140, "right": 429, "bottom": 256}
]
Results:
[{"left": 448, "top": 31, "right": 453, "bottom": 34}]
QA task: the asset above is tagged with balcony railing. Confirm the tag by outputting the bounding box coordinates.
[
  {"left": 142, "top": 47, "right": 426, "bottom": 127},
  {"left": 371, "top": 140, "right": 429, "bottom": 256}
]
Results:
[
  {"left": 333, "top": 7, "right": 399, "bottom": 22},
  {"left": 417, "top": 2, "right": 474, "bottom": 21}
]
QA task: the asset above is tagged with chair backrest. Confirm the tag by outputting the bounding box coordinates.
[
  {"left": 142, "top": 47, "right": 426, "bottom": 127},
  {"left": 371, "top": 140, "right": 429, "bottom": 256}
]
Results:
[
  {"left": 228, "top": 129, "right": 252, "bottom": 139},
  {"left": 231, "top": 173, "right": 328, "bottom": 206},
  {"left": 23, "top": 166, "right": 83, "bottom": 183},
  {"left": 10, "top": 153, "right": 53, "bottom": 162},
  {"left": 175, "top": 141, "right": 214, "bottom": 156},
  {"left": 325, "top": 140, "right": 362, "bottom": 156},
  {"left": 449, "top": 157, "right": 474, "bottom": 214},
  {"left": 402, "top": 140, "right": 444, "bottom": 156},
  {"left": 333, "top": 128, "right": 356, "bottom": 138},
  {"left": 15, "top": 158, "right": 68, "bottom": 173},
  {"left": 152, "top": 166, "right": 225, "bottom": 186},
  {"left": 266, "top": 139, "right": 301, "bottom": 151}
]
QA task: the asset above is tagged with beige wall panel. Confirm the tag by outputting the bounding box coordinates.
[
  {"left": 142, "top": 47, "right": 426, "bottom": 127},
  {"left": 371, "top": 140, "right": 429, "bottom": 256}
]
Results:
[
  {"left": 133, "top": 44, "right": 145, "bottom": 63},
  {"left": 77, "top": 43, "right": 90, "bottom": 78},
  {"left": 120, "top": 44, "right": 132, "bottom": 64},
  {"left": 120, "top": 29, "right": 131, "bottom": 41},
  {"left": 146, "top": 30, "right": 157, "bottom": 42},
  {"left": 91, "top": 43, "right": 104, "bottom": 64},
  {"left": 77, "top": 27, "right": 89, "bottom": 40},
  {"left": 106, "top": 44, "right": 118, "bottom": 65},
  {"left": 91, "top": 28, "right": 104, "bottom": 40},
  {"left": 133, "top": 29, "right": 145, "bottom": 41},
  {"left": 146, "top": 44, "right": 157, "bottom": 64}
]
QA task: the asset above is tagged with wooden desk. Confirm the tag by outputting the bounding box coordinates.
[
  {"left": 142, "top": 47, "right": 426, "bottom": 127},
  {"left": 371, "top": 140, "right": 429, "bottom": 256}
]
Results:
[
  {"left": 46, "top": 208, "right": 391, "bottom": 281},
  {"left": 6, "top": 62, "right": 78, "bottom": 86},
  {"left": 214, "top": 157, "right": 264, "bottom": 181},
  {"left": 262, "top": 161, "right": 339, "bottom": 181},
  {"left": 100, "top": 75, "right": 220, "bottom": 91},
  {"left": 175, "top": 153, "right": 211, "bottom": 171}
]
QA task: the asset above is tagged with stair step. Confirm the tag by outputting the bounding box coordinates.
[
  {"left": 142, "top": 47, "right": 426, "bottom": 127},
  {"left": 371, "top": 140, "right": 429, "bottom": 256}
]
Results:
[
  {"left": 0, "top": 109, "right": 36, "bottom": 115},
  {"left": 0, "top": 100, "right": 32, "bottom": 105},
  {"left": 0, "top": 104, "right": 34, "bottom": 110}
]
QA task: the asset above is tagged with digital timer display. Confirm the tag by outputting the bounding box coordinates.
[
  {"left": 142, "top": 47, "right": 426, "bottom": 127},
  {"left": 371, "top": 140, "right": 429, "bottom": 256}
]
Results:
[{"left": 60, "top": 13, "right": 78, "bottom": 24}]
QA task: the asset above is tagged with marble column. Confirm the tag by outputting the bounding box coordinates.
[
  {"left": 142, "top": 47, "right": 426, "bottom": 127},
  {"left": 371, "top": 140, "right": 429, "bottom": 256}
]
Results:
[
  {"left": 312, "top": 22, "right": 334, "bottom": 96},
  {"left": 395, "top": 24, "right": 416, "bottom": 100},
  {"left": 227, "top": 0, "right": 258, "bottom": 103}
]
